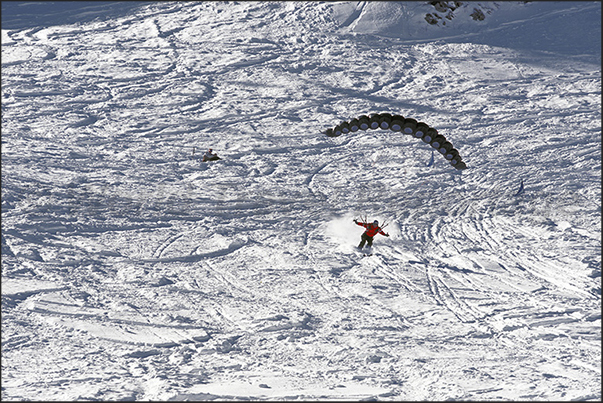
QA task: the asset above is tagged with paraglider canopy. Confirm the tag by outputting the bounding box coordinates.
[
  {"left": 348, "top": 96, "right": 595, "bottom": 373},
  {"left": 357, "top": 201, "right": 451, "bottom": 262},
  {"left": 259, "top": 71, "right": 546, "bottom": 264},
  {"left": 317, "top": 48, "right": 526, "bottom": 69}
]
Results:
[{"left": 323, "top": 113, "right": 467, "bottom": 170}]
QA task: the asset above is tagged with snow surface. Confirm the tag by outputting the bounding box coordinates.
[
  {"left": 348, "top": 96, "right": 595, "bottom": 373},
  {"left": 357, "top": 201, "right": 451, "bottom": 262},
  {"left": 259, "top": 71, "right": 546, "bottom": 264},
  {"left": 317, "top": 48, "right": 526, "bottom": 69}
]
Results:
[{"left": 1, "top": 1, "right": 601, "bottom": 401}]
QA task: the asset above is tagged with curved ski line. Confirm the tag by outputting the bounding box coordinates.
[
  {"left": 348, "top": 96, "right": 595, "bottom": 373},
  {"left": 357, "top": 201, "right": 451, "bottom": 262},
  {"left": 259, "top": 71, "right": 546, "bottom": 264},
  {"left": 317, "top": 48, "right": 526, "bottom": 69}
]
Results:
[
  {"left": 426, "top": 268, "right": 477, "bottom": 323},
  {"left": 142, "top": 241, "right": 247, "bottom": 263},
  {"left": 153, "top": 232, "right": 187, "bottom": 259}
]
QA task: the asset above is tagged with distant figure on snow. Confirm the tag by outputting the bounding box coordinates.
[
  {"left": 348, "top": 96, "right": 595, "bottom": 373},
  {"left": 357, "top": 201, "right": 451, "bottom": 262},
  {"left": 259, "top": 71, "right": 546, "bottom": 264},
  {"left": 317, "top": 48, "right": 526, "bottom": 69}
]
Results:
[
  {"left": 202, "top": 148, "right": 221, "bottom": 162},
  {"left": 354, "top": 219, "right": 389, "bottom": 250}
]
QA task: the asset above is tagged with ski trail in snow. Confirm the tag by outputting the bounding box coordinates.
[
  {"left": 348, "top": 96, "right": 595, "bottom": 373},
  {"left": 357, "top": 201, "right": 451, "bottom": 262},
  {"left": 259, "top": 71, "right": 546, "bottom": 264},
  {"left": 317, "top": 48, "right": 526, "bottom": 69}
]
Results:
[
  {"left": 426, "top": 266, "right": 484, "bottom": 324},
  {"left": 1, "top": 1, "right": 600, "bottom": 401},
  {"left": 152, "top": 232, "right": 188, "bottom": 259}
]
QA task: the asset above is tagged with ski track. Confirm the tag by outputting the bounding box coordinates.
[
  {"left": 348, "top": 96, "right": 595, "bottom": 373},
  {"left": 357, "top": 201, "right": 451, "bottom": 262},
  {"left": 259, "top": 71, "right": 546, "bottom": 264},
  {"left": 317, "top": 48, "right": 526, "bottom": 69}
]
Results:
[{"left": 2, "top": 1, "right": 601, "bottom": 401}]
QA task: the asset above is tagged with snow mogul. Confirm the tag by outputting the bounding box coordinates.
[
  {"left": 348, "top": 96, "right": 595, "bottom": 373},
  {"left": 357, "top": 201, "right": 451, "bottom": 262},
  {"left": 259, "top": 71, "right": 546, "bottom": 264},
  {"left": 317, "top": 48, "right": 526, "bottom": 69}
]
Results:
[{"left": 354, "top": 219, "right": 389, "bottom": 250}]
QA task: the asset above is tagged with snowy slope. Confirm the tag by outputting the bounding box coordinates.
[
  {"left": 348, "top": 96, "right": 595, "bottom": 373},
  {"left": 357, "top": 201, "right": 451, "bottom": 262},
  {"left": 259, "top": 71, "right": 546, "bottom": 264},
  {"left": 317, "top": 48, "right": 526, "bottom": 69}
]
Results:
[{"left": 2, "top": 1, "right": 601, "bottom": 401}]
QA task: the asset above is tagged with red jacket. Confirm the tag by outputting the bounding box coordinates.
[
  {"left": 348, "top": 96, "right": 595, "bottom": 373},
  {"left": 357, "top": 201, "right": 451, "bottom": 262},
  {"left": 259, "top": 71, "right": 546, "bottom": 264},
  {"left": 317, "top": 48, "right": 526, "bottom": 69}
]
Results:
[{"left": 355, "top": 221, "right": 388, "bottom": 237}]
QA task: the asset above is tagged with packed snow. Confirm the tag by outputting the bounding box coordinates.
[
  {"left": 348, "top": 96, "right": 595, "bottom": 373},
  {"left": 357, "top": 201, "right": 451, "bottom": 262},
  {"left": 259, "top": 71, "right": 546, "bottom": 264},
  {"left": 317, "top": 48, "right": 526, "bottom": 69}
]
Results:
[{"left": 2, "top": 1, "right": 601, "bottom": 401}]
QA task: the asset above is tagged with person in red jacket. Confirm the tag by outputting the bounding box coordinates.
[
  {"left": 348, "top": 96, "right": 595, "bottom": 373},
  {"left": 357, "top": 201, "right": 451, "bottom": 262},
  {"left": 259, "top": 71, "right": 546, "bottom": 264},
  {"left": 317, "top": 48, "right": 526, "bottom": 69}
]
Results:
[{"left": 354, "top": 219, "right": 389, "bottom": 250}]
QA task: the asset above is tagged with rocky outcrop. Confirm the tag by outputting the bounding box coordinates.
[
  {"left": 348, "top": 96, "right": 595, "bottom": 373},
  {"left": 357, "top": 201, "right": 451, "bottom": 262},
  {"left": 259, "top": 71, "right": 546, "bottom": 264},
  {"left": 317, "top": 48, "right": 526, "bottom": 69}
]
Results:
[{"left": 425, "top": 1, "right": 502, "bottom": 26}]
